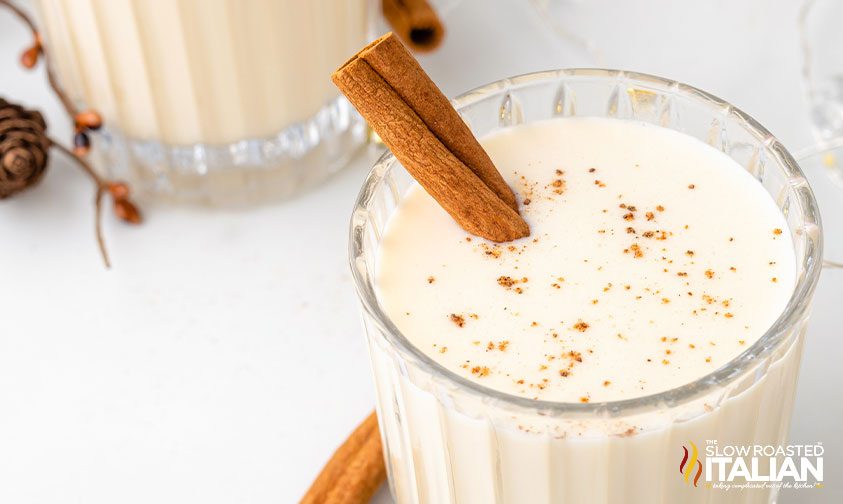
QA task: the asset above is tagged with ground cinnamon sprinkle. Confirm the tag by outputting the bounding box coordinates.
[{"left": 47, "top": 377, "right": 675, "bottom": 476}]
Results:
[
  {"left": 572, "top": 320, "right": 590, "bottom": 332},
  {"left": 482, "top": 246, "right": 502, "bottom": 258},
  {"left": 427, "top": 276, "right": 435, "bottom": 284},
  {"left": 645, "top": 211, "right": 655, "bottom": 221},
  {"left": 449, "top": 314, "right": 465, "bottom": 327},
  {"left": 624, "top": 243, "right": 643, "bottom": 258},
  {"left": 497, "top": 275, "right": 514, "bottom": 286},
  {"left": 497, "top": 275, "right": 528, "bottom": 293},
  {"left": 705, "top": 269, "right": 715, "bottom": 279},
  {"left": 471, "top": 366, "right": 490, "bottom": 377},
  {"left": 568, "top": 351, "right": 583, "bottom": 362}
]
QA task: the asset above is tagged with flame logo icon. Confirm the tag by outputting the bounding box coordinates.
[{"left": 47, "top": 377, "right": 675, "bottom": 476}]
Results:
[{"left": 679, "top": 441, "right": 703, "bottom": 487}]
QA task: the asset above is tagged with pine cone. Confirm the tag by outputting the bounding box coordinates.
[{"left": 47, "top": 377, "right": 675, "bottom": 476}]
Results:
[{"left": 0, "top": 98, "right": 50, "bottom": 198}]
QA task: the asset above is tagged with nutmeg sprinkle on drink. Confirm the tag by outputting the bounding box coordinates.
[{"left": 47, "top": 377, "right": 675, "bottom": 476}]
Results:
[{"left": 375, "top": 117, "right": 795, "bottom": 404}]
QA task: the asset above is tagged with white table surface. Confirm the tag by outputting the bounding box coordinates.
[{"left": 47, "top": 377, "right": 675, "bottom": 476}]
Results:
[{"left": 0, "top": 1, "right": 840, "bottom": 503}]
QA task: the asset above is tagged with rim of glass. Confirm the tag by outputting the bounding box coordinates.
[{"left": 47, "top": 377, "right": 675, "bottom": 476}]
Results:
[{"left": 349, "top": 68, "right": 823, "bottom": 417}]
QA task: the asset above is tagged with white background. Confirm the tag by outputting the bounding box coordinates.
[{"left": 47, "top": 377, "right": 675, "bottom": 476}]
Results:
[{"left": 0, "top": 1, "right": 840, "bottom": 502}]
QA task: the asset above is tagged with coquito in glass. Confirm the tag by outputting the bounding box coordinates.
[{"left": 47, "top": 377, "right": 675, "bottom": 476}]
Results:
[
  {"left": 33, "top": 0, "right": 369, "bottom": 204},
  {"left": 350, "top": 70, "right": 822, "bottom": 503}
]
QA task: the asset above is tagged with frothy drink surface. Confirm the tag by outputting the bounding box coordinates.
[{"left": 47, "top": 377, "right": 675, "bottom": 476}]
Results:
[{"left": 376, "top": 117, "right": 795, "bottom": 403}]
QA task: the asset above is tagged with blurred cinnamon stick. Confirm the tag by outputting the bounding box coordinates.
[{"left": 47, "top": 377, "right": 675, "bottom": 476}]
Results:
[
  {"left": 382, "top": 0, "right": 445, "bottom": 52},
  {"left": 300, "top": 411, "right": 385, "bottom": 504}
]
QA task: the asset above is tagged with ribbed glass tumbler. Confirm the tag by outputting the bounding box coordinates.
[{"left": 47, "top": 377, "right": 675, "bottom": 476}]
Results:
[{"left": 349, "top": 69, "right": 823, "bottom": 504}]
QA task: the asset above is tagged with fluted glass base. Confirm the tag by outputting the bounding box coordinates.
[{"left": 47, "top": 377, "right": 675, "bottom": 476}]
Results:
[{"left": 92, "top": 97, "right": 366, "bottom": 206}]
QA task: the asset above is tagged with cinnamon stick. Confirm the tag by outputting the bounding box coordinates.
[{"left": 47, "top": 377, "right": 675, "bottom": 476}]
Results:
[
  {"left": 382, "top": 0, "right": 445, "bottom": 52},
  {"left": 332, "top": 33, "right": 529, "bottom": 243},
  {"left": 359, "top": 34, "right": 518, "bottom": 212},
  {"left": 301, "top": 411, "right": 385, "bottom": 504}
]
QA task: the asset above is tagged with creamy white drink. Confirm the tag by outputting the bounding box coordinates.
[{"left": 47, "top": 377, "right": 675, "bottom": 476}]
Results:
[
  {"left": 35, "top": 0, "right": 366, "bottom": 144},
  {"left": 377, "top": 117, "right": 795, "bottom": 403},
  {"left": 33, "top": 0, "right": 368, "bottom": 203},
  {"left": 369, "top": 117, "right": 805, "bottom": 503}
]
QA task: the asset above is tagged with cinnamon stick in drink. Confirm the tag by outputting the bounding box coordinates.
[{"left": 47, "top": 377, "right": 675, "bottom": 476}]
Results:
[{"left": 332, "top": 33, "right": 529, "bottom": 243}]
